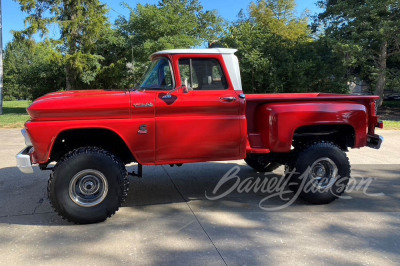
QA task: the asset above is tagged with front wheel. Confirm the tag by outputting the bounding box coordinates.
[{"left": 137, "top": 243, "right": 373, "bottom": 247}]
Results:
[
  {"left": 48, "top": 147, "right": 129, "bottom": 224},
  {"left": 287, "top": 142, "right": 350, "bottom": 204}
]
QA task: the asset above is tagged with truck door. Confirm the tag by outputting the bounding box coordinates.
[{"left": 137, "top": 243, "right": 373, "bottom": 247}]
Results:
[{"left": 155, "top": 56, "right": 244, "bottom": 163}]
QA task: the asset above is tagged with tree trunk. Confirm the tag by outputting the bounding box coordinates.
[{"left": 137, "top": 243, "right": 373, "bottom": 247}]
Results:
[
  {"left": 65, "top": 65, "right": 72, "bottom": 91},
  {"left": 375, "top": 40, "right": 387, "bottom": 107},
  {"left": 64, "top": 1, "right": 78, "bottom": 91}
]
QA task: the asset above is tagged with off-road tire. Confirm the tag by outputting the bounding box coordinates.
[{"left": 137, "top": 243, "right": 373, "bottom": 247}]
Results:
[
  {"left": 245, "top": 154, "right": 281, "bottom": 173},
  {"left": 287, "top": 142, "right": 350, "bottom": 204},
  {"left": 48, "top": 147, "right": 129, "bottom": 224}
]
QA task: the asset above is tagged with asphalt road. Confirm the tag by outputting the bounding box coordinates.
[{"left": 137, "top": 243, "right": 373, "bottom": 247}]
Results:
[{"left": 0, "top": 129, "right": 399, "bottom": 265}]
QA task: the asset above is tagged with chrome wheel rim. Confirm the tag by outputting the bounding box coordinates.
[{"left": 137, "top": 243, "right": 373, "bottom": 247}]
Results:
[
  {"left": 309, "top": 157, "right": 338, "bottom": 189},
  {"left": 69, "top": 169, "right": 108, "bottom": 207}
]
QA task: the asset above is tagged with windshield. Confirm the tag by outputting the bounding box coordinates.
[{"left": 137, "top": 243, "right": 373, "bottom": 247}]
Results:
[{"left": 138, "top": 58, "right": 174, "bottom": 90}]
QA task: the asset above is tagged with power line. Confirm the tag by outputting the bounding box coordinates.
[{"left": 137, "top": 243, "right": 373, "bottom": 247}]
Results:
[{"left": 109, "top": 7, "right": 124, "bottom": 17}]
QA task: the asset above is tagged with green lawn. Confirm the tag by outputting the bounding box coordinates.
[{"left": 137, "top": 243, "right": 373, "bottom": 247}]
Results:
[
  {"left": 0, "top": 101, "right": 31, "bottom": 128},
  {"left": 382, "top": 120, "right": 400, "bottom": 130}
]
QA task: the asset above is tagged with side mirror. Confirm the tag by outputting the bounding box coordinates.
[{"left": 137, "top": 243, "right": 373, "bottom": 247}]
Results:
[
  {"left": 161, "top": 85, "right": 189, "bottom": 99},
  {"left": 182, "top": 85, "right": 189, "bottom": 94}
]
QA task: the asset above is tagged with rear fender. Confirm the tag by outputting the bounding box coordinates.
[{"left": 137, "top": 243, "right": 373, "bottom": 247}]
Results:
[{"left": 255, "top": 102, "right": 367, "bottom": 152}]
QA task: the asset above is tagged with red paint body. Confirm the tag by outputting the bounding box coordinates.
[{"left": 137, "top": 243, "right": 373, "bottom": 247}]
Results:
[{"left": 24, "top": 52, "right": 381, "bottom": 167}]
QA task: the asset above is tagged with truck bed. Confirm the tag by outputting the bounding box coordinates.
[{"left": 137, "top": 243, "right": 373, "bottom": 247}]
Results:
[
  {"left": 245, "top": 93, "right": 381, "bottom": 152},
  {"left": 245, "top": 93, "right": 379, "bottom": 132}
]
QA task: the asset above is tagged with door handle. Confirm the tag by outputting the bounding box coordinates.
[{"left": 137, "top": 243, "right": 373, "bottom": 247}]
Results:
[{"left": 220, "top": 97, "right": 237, "bottom": 103}]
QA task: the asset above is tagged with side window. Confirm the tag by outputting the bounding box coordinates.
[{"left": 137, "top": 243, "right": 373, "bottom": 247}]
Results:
[
  {"left": 140, "top": 58, "right": 174, "bottom": 90},
  {"left": 179, "top": 59, "right": 228, "bottom": 90},
  {"left": 178, "top": 59, "right": 199, "bottom": 90}
]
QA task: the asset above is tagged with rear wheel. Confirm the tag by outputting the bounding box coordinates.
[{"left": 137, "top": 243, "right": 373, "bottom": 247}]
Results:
[
  {"left": 48, "top": 147, "right": 129, "bottom": 224},
  {"left": 245, "top": 154, "right": 281, "bottom": 173},
  {"left": 287, "top": 142, "right": 350, "bottom": 204}
]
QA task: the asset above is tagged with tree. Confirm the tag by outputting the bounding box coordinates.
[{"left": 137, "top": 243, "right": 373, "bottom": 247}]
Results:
[
  {"left": 116, "top": 0, "right": 224, "bottom": 84},
  {"left": 222, "top": 0, "right": 335, "bottom": 94},
  {"left": 3, "top": 39, "right": 64, "bottom": 100},
  {"left": 89, "top": 27, "right": 133, "bottom": 91},
  {"left": 3, "top": 39, "right": 32, "bottom": 100},
  {"left": 317, "top": 0, "right": 400, "bottom": 106},
  {"left": 249, "top": 0, "right": 309, "bottom": 41},
  {"left": 294, "top": 36, "right": 350, "bottom": 94},
  {"left": 15, "top": 0, "right": 111, "bottom": 90}
]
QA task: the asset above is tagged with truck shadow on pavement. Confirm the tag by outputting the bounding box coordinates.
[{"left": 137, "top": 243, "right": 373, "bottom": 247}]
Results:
[
  {"left": 0, "top": 162, "right": 399, "bottom": 226},
  {"left": 0, "top": 163, "right": 399, "bottom": 265}
]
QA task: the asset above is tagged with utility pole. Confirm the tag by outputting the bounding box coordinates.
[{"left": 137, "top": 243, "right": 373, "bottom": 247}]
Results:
[{"left": 0, "top": 0, "right": 3, "bottom": 115}]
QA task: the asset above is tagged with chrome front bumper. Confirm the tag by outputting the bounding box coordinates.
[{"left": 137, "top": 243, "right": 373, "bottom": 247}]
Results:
[{"left": 16, "top": 146, "right": 34, "bottom": 174}]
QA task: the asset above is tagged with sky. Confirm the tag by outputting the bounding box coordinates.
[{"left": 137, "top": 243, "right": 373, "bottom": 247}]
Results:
[{"left": 1, "top": 0, "right": 322, "bottom": 48}]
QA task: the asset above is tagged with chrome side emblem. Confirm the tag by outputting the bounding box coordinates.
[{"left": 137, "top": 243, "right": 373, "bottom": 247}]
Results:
[
  {"left": 138, "top": 125, "right": 148, "bottom": 134},
  {"left": 134, "top": 103, "right": 153, "bottom": 108}
]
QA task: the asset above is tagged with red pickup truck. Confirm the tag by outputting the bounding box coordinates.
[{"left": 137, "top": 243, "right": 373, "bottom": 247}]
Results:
[{"left": 16, "top": 48, "right": 383, "bottom": 223}]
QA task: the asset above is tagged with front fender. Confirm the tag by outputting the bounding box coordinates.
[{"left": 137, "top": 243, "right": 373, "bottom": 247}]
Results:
[{"left": 25, "top": 119, "right": 155, "bottom": 165}]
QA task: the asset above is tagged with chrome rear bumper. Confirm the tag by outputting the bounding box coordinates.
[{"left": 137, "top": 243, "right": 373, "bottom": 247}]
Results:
[
  {"left": 367, "top": 134, "right": 384, "bottom": 149},
  {"left": 16, "top": 146, "right": 34, "bottom": 174}
]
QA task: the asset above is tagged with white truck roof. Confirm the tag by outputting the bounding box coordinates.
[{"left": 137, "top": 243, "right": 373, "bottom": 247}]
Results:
[{"left": 151, "top": 48, "right": 237, "bottom": 57}]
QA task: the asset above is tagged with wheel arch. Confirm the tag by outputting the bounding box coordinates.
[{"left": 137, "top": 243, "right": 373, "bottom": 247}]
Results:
[
  {"left": 293, "top": 124, "right": 356, "bottom": 150},
  {"left": 49, "top": 128, "right": 136, "bottom": 165}
]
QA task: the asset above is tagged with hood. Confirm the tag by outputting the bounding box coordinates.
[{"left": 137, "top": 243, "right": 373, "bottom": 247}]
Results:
[{"left": 28, "top": 90, "right": 132, "bottom": 121}]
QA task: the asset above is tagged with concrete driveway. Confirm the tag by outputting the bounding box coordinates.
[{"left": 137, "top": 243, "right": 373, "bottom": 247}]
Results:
[{"left": 0, "top": 129, "right": 399, "bottom": 265}]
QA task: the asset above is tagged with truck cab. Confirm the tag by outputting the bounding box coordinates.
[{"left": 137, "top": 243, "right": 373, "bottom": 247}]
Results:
[{"left": 147, "top": 49, "right": 247, "bottom": 163}]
